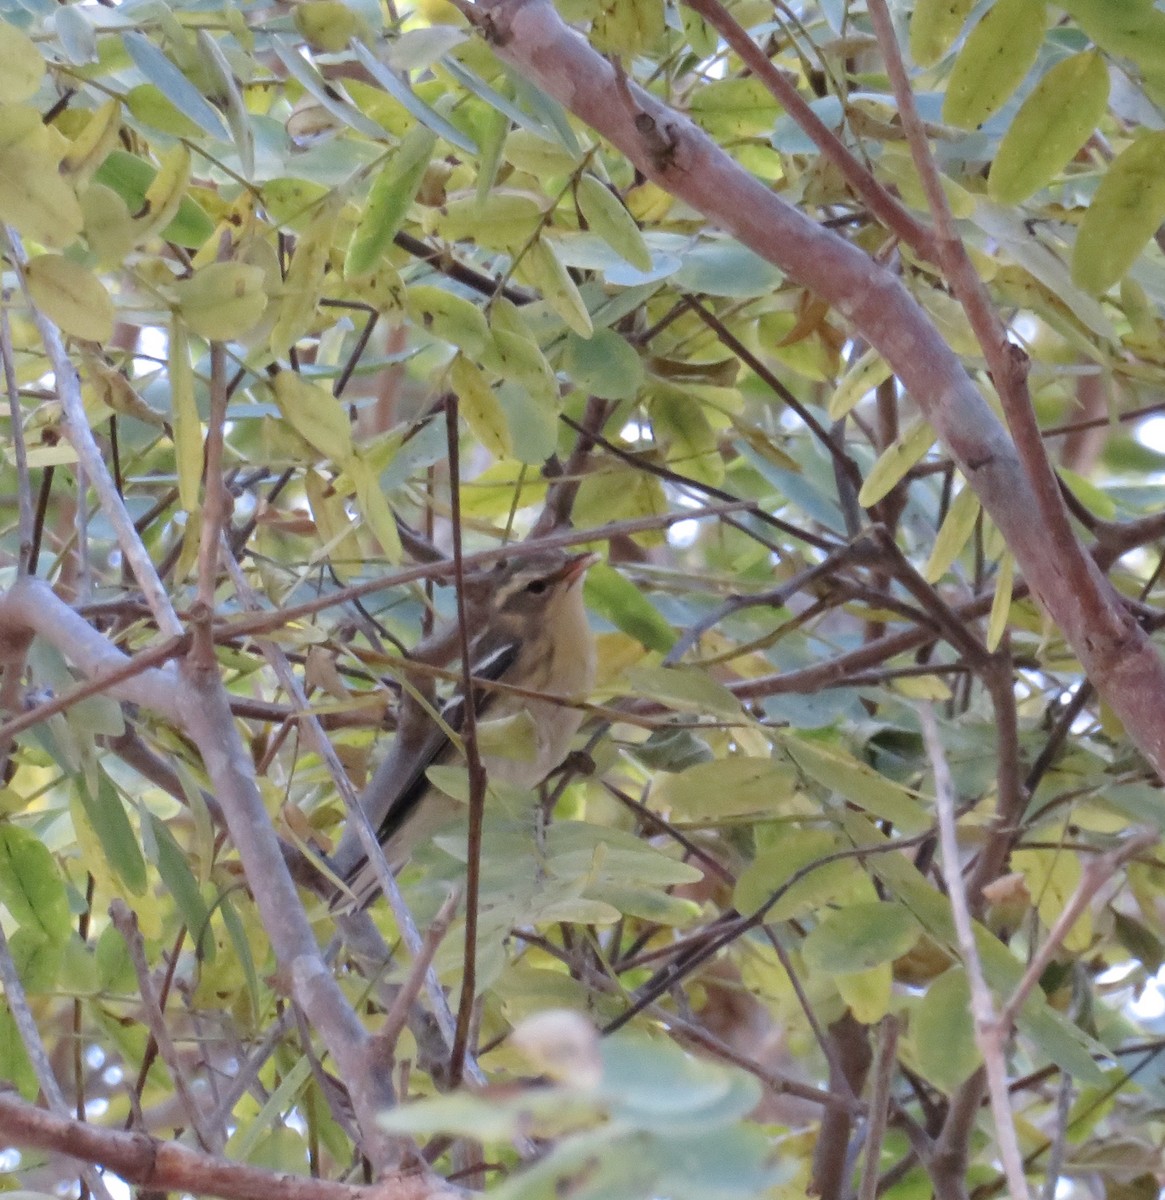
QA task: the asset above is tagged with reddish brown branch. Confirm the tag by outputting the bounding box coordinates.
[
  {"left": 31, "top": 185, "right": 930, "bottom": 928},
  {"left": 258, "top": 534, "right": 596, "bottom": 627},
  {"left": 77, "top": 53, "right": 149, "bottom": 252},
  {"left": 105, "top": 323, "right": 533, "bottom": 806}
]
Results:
[{"left": 0, "top": 1091, "right": 449, "bottom": 1200}]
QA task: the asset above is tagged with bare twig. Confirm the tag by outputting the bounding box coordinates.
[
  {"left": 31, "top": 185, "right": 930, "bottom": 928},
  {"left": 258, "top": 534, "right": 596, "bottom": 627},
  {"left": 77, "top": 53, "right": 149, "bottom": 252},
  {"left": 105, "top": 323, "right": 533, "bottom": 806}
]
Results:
[
  {"left": 0, "top": 298, "right": 34, "bottom": 574},
  {"left": 918, "top": 702, "right": 1031, "bottom": 1200},
  {"left": 445, "top": 396, "right": 488, "bottom": 1087},
  {"left": 0, "top": 924, "right": 114, "bottom": 1200},
  {"left": 4, "top": 227, "right": 183, "bottom": 638},
  {"left": 109, "top": 900, "right": 220, "bottom": 1152},
  {"left": 997, "top": 828, "right": 1158, "bottom": 1033},
  {"left": 375, "top": 888, "right": 461, "bottom": 1061},
  {"left": 858, "top": 1015, "right": 900, "bottom": 1200},
  {"left": 196, "top": 342, "right": 232, "bottom": 610}
]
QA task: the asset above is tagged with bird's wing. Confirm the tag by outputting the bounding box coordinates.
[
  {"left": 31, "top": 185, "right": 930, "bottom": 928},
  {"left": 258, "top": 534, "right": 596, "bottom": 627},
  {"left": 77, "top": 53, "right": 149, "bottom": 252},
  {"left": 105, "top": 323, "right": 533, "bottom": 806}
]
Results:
[{"left": 344, "top": 636, "right": 520, "bottom": 881}]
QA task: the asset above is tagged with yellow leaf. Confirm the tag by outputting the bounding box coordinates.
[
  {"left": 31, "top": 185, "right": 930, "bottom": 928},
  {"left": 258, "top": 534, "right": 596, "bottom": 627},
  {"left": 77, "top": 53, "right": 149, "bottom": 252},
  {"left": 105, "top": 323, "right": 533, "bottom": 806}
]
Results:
[
  {"left": 1013, "top": 847, "right": 1091, "bottom": 953},
  {"left": 347, "top": 452, "right": 403, "bottom": 563},
  {"left": 451, "top": 354, "right": 512, "bottom": 458},
  {"left": 168, "top": 320, "right": 202, "bottom": 512},
  {"left": 1073, "top": 131, "right": 1165, "bottom": 295},
  {"left": 516, "top": 239, "right": 593, "bottom": 337},
  {"left": 924, "top": 485, "right": 981, "bottom": 581},
  {"left": 988, "top": 52, "right": 1109, "bottom": 204},
  {"left": 406, "top": 283, "right": 489, "bottom": 355},
  {"left": 910, "top": 0, "right": 976, "bottom": 66},
  {"left": 80, "top": 183, "right": 135, "bottom": 268},
  {"left": 173, "top": 261, "right": 268, "bottom": 342},
  {"left": 943, "top": 0, "right": 1046, "bottom": 130},
  {"left": 827, "top": 346, "right": 893, "bottom": 420},
  {"left": 576, "top": 175, "right": 651, "bottom": 272},
  {"left": 858, "top": 416, "right": 934, "bottom": 507},
  {"left": 131, "top": 143, "right": 191, "bottom": 242},
  {"left": 424, "top": 188, "right": 544, "bottom": 253},
  {"left": 270, "top": 192, "right": 342, "bottom": 357},
  {"left": 836, "top": 964, "right": 892, "bottom": 1024},
  {"left": 0, "top": 104, "right": 83, "bottom": 247},
  {"left": 61, "top": 99, "right": 122, "bottom": 185},
  {"left": 986, "top": 550, "right": 1014, "bottom": 651},
  {"left": 0, "top": 21, "right": 44, "bottom": 103},
  {"left": 24, "top": 254, "right": 113, "bottom": 342},
  {"left": 304, "top": 469, "right": 362, "bottom": 578},
  {"left": 268, "top": 369, "right": 353, "bottom": 466}
]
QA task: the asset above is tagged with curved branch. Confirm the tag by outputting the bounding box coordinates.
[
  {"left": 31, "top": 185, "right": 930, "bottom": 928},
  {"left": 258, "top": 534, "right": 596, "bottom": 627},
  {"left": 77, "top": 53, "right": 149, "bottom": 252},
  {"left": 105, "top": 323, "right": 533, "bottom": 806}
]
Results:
[{"left": 467, "top": 0, "right": 1165, "bottom": 775}]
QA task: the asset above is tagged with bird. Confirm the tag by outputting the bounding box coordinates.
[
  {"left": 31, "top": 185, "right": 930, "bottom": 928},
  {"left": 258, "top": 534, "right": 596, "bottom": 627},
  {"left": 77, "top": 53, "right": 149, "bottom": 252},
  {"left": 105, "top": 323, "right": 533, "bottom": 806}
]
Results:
[{"left": 329, "top": 548, "right": 598, "bottom": 910}]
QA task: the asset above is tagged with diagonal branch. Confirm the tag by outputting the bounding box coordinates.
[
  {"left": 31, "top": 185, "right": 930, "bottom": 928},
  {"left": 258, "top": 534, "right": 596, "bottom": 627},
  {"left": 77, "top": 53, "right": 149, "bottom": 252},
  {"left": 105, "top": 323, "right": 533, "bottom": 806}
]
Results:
[{"left": 462, "top": 0, "right": 1165, "bottom": 777}]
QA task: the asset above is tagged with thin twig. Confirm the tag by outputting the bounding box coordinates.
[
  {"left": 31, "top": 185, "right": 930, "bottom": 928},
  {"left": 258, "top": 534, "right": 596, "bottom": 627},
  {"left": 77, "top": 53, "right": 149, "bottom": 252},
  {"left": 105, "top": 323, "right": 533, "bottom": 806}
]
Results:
[
  {"left": 858, "top": 1015, "right": 900, "bottom": 1200},
  {"left": 445, "top": 396, "right": 488, "bottom": 1087},
  {"left": 375, "top": 888, "right": 461, "bottom": 1061},
  {"left": 5, "top": 227, "right": 183, "bottom": 638},
  {"left": 996, "top": 828, "right": 1158, "bottom": 1033},
  {"left": 0, "top": 923, "right": 114, "bottom": 1200},
  {"left": 109, "top": 900, "right": 220, "bottom": 1152},
  {"left": 196, "top": 342, "right": 231, "bottom": 609},
  {"left": 918, "top": 702, "right": 1031, "bottom": 1200},
  {"left": 0, "top": 297, "right": 34, "bottom": 574}
]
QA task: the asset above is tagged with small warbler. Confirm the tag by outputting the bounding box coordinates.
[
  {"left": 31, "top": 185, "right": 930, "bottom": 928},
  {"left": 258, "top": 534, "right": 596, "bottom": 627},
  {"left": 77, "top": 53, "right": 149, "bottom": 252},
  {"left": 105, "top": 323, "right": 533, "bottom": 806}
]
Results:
[{"left": 331, "top": 549, "right": 598, "bottom": 909}]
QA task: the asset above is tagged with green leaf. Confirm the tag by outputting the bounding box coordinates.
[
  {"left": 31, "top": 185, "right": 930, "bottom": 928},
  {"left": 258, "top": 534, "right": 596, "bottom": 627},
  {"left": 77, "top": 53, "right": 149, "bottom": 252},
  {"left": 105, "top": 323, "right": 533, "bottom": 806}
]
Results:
[
  {"left": 988, "top": 52, "right": 1109, "bottom": 203},
  {"left": 802, "top": 901, "right": 922, "bottom": 974},
  {"left": 1073, "top": 131, "right": 1165, "bottom": 294},
  {"left": 144, "top": 814, "right": 214, "bottom": 961},
  {"left": 583, "top": 562, "right": 674, "bottom": 652},
  {"left": 195, "top": 29, "right": 255, "bottom": 179},
  {"left": 942, "top": 0, "right": 1046, "bottom": 130},
  {"left": 345, "top": 127, "right": 436, "bottom": 277},
  {"left": 0, "top": 1003, "right": 37, "bottom": 1098},
  {"left": 843, "top": 812, "right": 1108, "bottom": 1084},
  {"left": 269, "top": 36, "right": 386, "bottom": 140},
  {"left": 0, "top": 825, "right": 71, "bottom": 943},
  {"left": 623, "top": 666, "right": 743, "bottom": 720},
  {"left": 561, "top": 328, "right": 644, "bottom": 400},
  {"left": 734, "top": 828, "right": 853, "bottom": 918},
  {"left": 91, "top": 150, "right": 213, "bottom": 248},
  {"left": 9, "top": 928, "right": 64, "bottom": 994},
  {"left": 912, "top": 968, "right": 982, "bottom": 1092},
  {"left": 78, "top": 770, "right": 148, "bottom": 896},
  {"left": 780, "top": 733, "right": 930, "bottom": 831},
  {"left": 576, "top": 175, "right": 652, "bottom": 271},
  {"left": 652, "top": 756, "right": 795, "bottom": 820},
  {"left": 124, "top": 32, "right": 228, "bottom": 141}
]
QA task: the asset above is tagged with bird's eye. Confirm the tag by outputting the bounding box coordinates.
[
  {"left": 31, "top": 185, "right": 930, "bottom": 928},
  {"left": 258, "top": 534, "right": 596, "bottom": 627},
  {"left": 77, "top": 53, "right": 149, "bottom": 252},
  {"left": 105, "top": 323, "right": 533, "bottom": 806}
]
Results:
[{"left": 525, "top": 579, "right": 548, "bottom": 595}]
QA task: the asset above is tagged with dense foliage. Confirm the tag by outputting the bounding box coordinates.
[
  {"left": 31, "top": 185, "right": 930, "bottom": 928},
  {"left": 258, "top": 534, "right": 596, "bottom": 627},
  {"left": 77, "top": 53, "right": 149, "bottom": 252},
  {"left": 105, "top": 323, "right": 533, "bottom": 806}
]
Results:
[{"left": 3, "top": 0, "right": 1165, "bottom": 1198}]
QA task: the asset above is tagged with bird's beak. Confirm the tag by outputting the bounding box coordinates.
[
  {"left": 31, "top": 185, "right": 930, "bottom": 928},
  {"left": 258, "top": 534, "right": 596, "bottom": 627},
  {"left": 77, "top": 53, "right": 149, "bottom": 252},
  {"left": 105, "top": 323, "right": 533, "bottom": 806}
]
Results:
[{"left": 556, "top": 551, "right": 600, "bottom": 586}]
